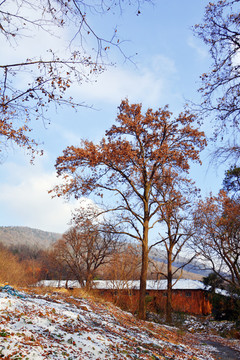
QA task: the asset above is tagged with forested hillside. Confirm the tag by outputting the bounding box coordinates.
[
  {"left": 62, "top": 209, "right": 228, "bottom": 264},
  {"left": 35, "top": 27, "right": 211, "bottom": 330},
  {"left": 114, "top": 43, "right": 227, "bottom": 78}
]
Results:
[
  {"left": 0, "top": 226, "right": 203, "bottom": 281},
  {"left": 0, "top": 226, "right": 61, "bottom": 250}
]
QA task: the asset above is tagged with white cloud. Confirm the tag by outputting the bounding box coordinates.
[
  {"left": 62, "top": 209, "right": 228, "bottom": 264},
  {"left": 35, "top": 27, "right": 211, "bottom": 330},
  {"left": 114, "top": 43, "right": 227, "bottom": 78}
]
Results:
[
  {"left": 232, "top": 51, "right": 240, "bottom": 67},
  {"left": 1, "top": 23, "right": 67, "bottom": 66},
  {"left": 70, "top": 54, "right": 178, "bottom": 107},
  {"left": 72, "top": 67, "right": 161, "bottom": 105},
  {"left": 0, "top": 159, "right": 95, "bottom": 233},
  {"left": 1, "top": 1, "right": 180, "bottom": 111}
]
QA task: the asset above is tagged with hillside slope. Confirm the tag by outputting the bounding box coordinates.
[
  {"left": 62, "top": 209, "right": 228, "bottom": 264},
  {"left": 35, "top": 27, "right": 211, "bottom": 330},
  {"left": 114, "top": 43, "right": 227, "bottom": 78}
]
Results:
[
  {"left": 0, "top": 226, "right": 61, "bottom": 249},
  {"left": 0, "top": 287, "right": 216, "bottom": 359},
  {"left": 0, "top": 226, "right": 204, "bottom": 280}
]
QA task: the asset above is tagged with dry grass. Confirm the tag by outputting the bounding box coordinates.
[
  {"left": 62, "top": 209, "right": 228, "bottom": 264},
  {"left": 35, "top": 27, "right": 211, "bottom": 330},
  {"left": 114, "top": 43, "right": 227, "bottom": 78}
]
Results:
[
  {"left": 0, "top": 245, "right": 43, "bottom": 287},
  {"left": 0, "top": 247, "right": 28, "bottom": 286}
]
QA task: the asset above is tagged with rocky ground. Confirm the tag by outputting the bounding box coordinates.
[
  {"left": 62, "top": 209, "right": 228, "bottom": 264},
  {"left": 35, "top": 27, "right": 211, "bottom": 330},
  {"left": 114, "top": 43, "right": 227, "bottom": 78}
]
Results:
[{"left": 148, "top": 312, "right": 240, "bottom": 359}]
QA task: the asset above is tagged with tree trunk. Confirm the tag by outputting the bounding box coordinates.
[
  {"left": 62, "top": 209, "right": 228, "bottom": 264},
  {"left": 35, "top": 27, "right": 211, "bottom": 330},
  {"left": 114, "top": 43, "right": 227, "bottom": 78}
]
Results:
[
  {"left": 139, "top": 219, "right": 149, "bottom": 320},
  {"left": 65, "top": 279, "right": 68, "bottom": 289},
  {"left": 85, "top": 271, "right": 92, "bottom": 291},
  {"left": 166, "top": 250, "right": 173, "bottom": 324}
]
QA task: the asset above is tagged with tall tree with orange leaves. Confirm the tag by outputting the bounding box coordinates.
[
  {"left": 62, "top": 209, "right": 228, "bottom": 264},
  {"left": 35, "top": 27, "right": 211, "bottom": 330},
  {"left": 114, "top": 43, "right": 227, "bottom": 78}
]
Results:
[
  {"left": 193, "top": 190, "right": 240, "bottom": 290},
  {"left": 52, "top": 99, "right": 206, "bottom": 319}
]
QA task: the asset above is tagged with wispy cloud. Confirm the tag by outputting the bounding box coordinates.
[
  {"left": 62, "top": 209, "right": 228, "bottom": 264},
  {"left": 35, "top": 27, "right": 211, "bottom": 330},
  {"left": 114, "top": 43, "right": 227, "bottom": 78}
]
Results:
[{"left": 187, "top": 37, "right": 208, "bottom": 59}]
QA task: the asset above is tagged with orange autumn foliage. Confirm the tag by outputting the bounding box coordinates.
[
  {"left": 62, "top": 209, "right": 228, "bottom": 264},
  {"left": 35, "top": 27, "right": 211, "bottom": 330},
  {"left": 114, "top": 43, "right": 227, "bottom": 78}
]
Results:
[
  {"left": 0, "top": 244, "right": 41, "bottom": 286},
  {"left": 194, "top": 190, "right": 240, "bottom": 289}
]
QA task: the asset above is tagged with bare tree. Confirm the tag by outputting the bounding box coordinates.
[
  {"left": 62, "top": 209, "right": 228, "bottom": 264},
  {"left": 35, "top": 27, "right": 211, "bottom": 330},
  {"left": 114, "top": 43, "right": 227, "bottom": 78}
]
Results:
[
  {"left": 42, "top": 247, "right": 73, "bottom": 284},
  {"left": 152, "top": 171, "right": 197, "bottom": 323},
  {"left": 194, "top": 0, "right": 240, "bottom": 161},
  {"left": 104, "top": 243, "right": 141, "bottom": 281},
  {"left": 0, "top": 0, "right": 153, "bottom": 156},
  {"left": 52, "top": 211, "right": 119, "bottom": 289}
]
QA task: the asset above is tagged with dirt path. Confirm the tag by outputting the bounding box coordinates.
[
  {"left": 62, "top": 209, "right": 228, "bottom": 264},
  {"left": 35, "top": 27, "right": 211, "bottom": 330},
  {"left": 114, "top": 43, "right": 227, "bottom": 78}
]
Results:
[{"left": 200, "top": 338, "right": 240, "bottom": 360}]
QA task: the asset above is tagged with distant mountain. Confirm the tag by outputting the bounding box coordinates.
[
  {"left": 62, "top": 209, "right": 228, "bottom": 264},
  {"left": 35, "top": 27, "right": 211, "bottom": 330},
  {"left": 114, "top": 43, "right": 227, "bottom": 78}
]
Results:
[
  {"left": 151, "top": 256, "right": 210, "bottom": 278},
  {"left": 0, "top": 226, "right": 207, "bottom": 279},
  {"left": 149, "top": 252, "right": 210, "bottom": 278},
  {"left": 0, "top": 226, "right": 61, "bottom": 250}
]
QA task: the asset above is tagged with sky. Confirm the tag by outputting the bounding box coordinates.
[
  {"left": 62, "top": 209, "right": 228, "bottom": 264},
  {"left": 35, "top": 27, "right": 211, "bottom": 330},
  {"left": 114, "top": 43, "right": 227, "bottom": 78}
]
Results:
[{"left": 0, "top": 0, "right": 227, "bottom": 234}]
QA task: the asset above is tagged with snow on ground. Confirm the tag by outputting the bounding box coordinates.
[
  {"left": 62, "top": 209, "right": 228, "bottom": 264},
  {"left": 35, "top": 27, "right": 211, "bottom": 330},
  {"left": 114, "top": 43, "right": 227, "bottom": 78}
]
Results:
[
  {"left": 0, "top": 287, "right": 216, "bottom": 360},
  {"left": 148, "top": 311, "right": 240, "bottom": 355},
  {"left": 39, "top": 279, "right": 213, "bottom": 291},
  {"left": 182, "top": 315, "right": 240, "bottom": 353}
]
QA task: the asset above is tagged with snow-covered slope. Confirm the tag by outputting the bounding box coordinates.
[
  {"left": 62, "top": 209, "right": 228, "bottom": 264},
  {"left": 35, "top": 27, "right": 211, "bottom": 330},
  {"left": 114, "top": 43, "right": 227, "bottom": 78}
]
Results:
[{"left": 0, "top": 287, "right": 215, "bottom": 359}]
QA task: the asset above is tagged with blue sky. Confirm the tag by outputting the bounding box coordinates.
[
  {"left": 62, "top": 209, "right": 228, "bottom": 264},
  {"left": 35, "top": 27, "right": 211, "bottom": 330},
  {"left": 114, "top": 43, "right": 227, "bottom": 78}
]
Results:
[{"left": 0, "top": 0, "right": 226, "bottom": 233}]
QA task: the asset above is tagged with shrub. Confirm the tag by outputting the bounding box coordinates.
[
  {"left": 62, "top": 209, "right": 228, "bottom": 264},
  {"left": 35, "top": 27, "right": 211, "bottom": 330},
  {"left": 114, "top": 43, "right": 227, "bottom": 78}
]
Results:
[{"left": 0, "top": 245, "right": 37, "bottom": 286}]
